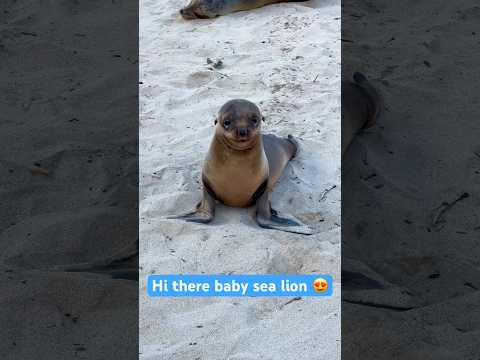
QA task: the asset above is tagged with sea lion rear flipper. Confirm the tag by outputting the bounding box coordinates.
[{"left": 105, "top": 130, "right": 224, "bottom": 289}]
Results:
[
  {"left": 168, "top": 189, "right": 215, "bottom": 224},
  {"left": 255, "top": 191, "right": 313, "bottom": 235}
]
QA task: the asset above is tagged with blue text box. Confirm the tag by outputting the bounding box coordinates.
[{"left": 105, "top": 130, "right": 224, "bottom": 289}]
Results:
[{"left": 147, "top": 274, "right": 333, "bottom": 297}]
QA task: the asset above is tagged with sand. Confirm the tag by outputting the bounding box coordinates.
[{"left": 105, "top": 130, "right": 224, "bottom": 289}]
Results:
[
  {"left": 2, "top": 0, "right": 475, "bottom": 358},
  {"left": 342, "top": 1, "right": 480, "bottom": 358},
  {"left": 139, "top": 0, "right": 341, "bottom": 359},
  {"left": 0, "top": 1, "right": 138, "bottom": 358}
]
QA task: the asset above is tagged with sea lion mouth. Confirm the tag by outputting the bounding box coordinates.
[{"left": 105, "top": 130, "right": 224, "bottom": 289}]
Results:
[
  {"left": 192, "top": 10, "right": 210, "bottom": 19},
  {"left": 179, "top": 7, "right": 210, "bottom": 20},
  {"left": 223, "top": 136, "right": 257, "bottom": 151}
]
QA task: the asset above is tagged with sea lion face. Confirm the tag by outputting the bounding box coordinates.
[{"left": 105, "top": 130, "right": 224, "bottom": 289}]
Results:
[
  {"left": 180, "top": 0, "right": 219, "bottom": 19},
  {"left": 215, "top": 99, "right": 263, "bottom": 151}
]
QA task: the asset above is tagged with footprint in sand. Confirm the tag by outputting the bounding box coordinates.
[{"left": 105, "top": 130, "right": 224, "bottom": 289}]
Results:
[
  {"left": 185, "top": 70, "right": 216, "bottom": 89},
  {"left": 266, "top": 253, "right": 303, "bottom": 274}
]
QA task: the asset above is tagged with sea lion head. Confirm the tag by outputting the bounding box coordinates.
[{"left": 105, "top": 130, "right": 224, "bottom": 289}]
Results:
[
  {"left": 180, "top": 0, "right": 218, "bottom": 20},
  {"left": 215, "top": 99, "right": 264, "bottom": 151}
]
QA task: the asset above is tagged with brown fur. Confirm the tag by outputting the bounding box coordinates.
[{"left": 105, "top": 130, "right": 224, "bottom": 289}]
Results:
[{"left": 171, "top": 99, "right": 313, "bottom": 235}]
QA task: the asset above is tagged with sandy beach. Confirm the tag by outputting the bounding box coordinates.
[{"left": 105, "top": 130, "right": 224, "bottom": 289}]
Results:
[
  {"left": 140, "top": 0, "right": 341, "bottom": 359},
  {"left": 1, "top": 0, "right": 477, "bottom": 358}
]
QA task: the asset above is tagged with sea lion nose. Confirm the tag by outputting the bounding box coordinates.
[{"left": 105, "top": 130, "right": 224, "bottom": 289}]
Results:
[
  {"left": 238, "top": 128, "right": 248, "bottom": 137},
  {"left": 180, "top": 8, "right": 185, "bottom": 15}
]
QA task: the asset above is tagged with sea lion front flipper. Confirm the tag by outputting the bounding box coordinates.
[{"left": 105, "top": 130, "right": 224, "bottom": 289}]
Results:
[
  {"left": 255, "top": 191, "right": 313, "bottom": 235},
  {"left": 168, "top": 189, "right": 215, "bottom": 224}
]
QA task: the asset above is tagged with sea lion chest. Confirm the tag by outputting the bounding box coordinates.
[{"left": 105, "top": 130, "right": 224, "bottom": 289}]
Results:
[{"left": 203, "top": 139, "right": 269, "bottom": 207}]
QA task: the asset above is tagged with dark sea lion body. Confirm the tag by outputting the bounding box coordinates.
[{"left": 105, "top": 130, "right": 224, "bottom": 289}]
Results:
[
  {"left": 180, "top": 0, "right": 309, "bottom": 20},
  {"left": 172, "top": 99, "right": 313, "bottom": 235},
  {"left": 342, "top": 72, "right": 382, "bottom": 156}
]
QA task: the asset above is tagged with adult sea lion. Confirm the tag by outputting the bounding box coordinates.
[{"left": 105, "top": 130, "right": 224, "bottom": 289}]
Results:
[
  {"left": 180, "top": 0, "right": 309, "bottom": 20},
  {"left": 171, "top": 99, "right": 313, "bottom": 235},
  {"left": 342, "top": 72, "right": 382, "bottom": 156}
]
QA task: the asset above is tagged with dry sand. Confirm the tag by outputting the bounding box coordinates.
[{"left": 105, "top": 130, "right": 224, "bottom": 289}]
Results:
[
  {"left": 140, "top": 0, "right": 341, "bottom": 359},
  {"left": 342, "top": 1, "right": 480, "bottom": 358},
  {"left": 0, "top": 1, "right": 138, "bottom": 359}
]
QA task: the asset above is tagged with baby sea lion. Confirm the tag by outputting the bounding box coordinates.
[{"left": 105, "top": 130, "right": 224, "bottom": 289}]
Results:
[
  {"left": 180, "top": 0, "right": 309, "bottom": 20},
  {"left": 342, "top": 72, "right": 383, "bottom": 156},
  {"left": 172, "top": 99, "right": 313, "bottom": 235}
]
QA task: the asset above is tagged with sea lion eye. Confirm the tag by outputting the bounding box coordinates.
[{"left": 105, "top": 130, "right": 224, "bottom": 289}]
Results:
[
  {"left": 251, "top": 116, "right": 258, "bottom": 124},
  {"left": 223, "top": 120, "right": 231, "bottom": 127}
]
